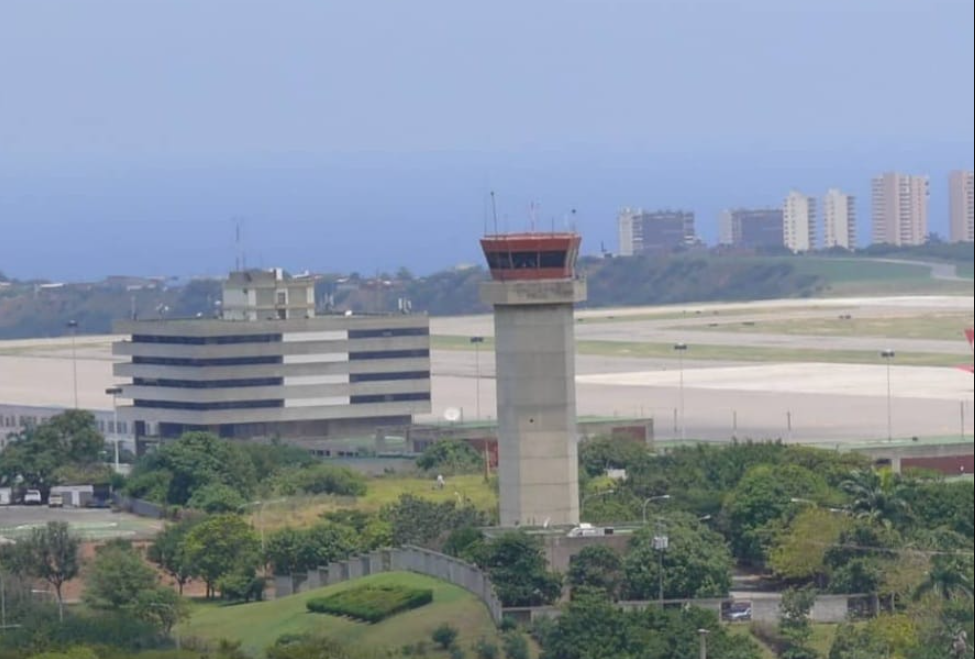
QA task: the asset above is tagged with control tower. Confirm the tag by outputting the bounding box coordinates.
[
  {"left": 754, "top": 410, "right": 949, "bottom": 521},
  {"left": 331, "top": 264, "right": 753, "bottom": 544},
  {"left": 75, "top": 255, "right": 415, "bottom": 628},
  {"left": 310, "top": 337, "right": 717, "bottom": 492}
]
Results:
[{"left": 479, "top": 233, "right": 587, "bottom": 527}]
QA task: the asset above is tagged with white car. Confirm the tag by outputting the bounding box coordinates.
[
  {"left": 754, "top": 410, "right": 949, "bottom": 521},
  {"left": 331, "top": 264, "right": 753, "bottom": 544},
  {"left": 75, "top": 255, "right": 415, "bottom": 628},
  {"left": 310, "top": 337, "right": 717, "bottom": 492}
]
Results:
[{"left": 23, "top": 489, "right": 42, "bottom": 505}]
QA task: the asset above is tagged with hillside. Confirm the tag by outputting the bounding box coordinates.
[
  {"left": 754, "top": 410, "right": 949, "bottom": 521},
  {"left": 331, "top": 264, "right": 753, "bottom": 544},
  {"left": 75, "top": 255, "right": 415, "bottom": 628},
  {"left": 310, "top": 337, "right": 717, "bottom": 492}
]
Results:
[
  {"left": 1, "top": 252, "right": 970, "bottom": 339},
  {"left": 181, "top": 572, "right": 502, "bottom": 658}
]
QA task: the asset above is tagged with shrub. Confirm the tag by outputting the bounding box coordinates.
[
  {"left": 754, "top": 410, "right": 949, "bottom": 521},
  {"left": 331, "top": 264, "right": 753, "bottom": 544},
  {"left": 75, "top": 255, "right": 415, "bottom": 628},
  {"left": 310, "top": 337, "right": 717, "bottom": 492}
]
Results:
[
  {"left": 284, "top": 464, "right": 368, "bottom": 497},
  {"left": 432, "top": 622, "right": 459, "bottom": 650},
  {"left": 306, "top": 584, "right": 433, "bottom": 623},
  {"left": 472, "top": 638, "right": 499, "bottom": 659},
  {"left": 501, "top": 632, "right": 529, "bottom": 659}
]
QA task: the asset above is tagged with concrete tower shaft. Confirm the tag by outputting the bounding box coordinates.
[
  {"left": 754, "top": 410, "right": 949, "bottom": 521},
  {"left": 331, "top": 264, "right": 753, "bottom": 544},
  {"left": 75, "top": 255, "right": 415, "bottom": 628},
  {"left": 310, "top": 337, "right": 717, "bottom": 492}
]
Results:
[{"left": 480, "top": 233, "right": 586, "bottom": 528}]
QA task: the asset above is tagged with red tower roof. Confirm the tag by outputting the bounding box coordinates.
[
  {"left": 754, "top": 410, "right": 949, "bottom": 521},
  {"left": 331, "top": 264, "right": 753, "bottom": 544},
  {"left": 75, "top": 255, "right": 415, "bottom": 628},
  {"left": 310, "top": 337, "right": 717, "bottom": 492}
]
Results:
[{"left": 480, "top": 232, "right": 582, "bottom": 281}]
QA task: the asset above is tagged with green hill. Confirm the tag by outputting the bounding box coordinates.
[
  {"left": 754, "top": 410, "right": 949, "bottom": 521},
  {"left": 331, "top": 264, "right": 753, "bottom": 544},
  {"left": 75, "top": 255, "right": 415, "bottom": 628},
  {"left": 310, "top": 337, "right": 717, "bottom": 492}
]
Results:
[{"left": 180, "top": 572, "right": 502, "bottom": 657}]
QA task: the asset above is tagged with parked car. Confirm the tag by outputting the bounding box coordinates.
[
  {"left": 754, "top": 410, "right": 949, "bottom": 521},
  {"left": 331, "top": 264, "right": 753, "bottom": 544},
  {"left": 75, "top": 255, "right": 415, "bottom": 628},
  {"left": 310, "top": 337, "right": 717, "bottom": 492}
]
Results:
[
  {"left": 723, "top": 601, "right": 753, "bottom": 622},
  {"left": 23, "top": 489, "right": 42, "bottom": 505},
  {"left": 48, "top": 493, "right": 64, "bottom": 508}
]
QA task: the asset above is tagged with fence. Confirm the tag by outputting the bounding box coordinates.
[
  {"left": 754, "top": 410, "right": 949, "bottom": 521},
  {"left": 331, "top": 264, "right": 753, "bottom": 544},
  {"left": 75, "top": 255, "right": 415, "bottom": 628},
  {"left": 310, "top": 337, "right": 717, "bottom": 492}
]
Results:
[
  {"left": 112, "top": 494, "right": 165, "bottom": 519},
  {"left": 273, "top": 545, "right": 503, "bottom": 625}
]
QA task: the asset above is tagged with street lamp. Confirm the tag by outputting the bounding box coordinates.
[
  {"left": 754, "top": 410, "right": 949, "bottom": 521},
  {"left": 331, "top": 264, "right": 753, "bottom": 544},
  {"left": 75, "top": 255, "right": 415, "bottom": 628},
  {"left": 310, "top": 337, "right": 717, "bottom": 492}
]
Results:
[
  {"left": 67, "top": 320, "right": 79, "bottom": 409},
  {"left": 641, "top": 494, "right": 671, "bottom": 524},
  {"left": 698, "top": 628, "right": 710, "bottom": 659},
  {"left": 674, "top": 343, "right": 688, "bottom": 440},
  {"left": 652, "top": 520, "right": 669, "bottom": 607},
  {"left": 470, "top": 336, "right": 485, "bottom": 420},
  {"left": 881, "top": 349, "right": 895, "bottom": 441},
  {"left": 105, "top": 386, "right": 123, "bottom": 473}
]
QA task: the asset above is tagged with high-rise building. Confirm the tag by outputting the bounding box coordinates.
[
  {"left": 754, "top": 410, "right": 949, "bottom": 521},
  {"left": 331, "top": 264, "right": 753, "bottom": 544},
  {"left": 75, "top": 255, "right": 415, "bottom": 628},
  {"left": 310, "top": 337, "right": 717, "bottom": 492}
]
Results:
[
  {"left": 783, "top": 192, "right": 816, "bottom": 253},
  {"left": 479, "top": 232, "right": 585, "bottom": 527},
  {"left": 617, "top": 208, "right": 696, "bottom": 255},
  {"left": 949, "top": 170, "right": 974, "bottom": 243},
  {"left": 871, "top": 173, "right": 929, "bottom": 246},
  {"left": 718, "top": 209, "right": 784, "bottom": 249},
  {"left": 823, "top": 189, "right": 857, "bottom": 250}
]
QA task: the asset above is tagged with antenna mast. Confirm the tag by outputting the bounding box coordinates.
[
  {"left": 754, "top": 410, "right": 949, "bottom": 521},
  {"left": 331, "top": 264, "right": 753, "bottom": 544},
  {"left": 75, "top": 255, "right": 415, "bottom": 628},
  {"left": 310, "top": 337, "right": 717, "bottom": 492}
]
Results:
[{"left": 490, "top": 191, "right": 499, "bottom": 236}]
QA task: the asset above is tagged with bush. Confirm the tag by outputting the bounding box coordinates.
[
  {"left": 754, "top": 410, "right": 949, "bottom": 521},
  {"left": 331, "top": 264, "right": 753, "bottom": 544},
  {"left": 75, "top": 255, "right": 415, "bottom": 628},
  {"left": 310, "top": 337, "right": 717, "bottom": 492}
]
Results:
[
  {"left": 282, "top": 464, "right": 368, "bottom": 497},
  {"left": 186, "top": 483, "right": 246, "bottom": 513},
  {"left": 501, "top": 632, "right": 529, "bottom": 659},
  {"left": 432, "top": 623, "right": 459, "bottom": 650},
  {"left": 472, "top": 638, "right": 499, "bottom": 659},
  {"left": 306, "top": 584, "right": 433, "bottom": 623},
  {"left": 416, "top": 440, "right": 483, "bottom": 474}
]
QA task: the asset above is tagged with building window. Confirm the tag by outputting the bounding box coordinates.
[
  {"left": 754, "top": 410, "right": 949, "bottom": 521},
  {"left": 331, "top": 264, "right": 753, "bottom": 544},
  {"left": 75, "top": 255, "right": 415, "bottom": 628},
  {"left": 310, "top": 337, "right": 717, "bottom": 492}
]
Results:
[
  {"left": 132, "top": 334, "right": 282, "bottom": 345},
  {"left": 133, "top": 399, "right": 284, "bottom": 411},
  {"left": 349, "top": 371, "right": 431, "bottom": 383},
  {"left": 348, "top": 327, "right": 429, "bottom": 339},
  {"left": 348, "top": 349, "right": 429, "bottom": 361},
  {"left": 350, "top": 392, "right": 431, "bottom": 404},
  {"left": 132, "top": 356, "right": 282, "bottom": 367},
  {"left": 133, "top": 377, "right": 284, "bottom": 389}
]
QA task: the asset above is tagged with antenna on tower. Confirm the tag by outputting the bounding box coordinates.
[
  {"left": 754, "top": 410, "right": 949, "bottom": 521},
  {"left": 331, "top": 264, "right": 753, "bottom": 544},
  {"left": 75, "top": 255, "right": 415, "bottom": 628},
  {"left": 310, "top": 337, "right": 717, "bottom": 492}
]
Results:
[
  {"left": 529, "top": 201, "right": 538, "bottom": 233},
  {"left": 570, "top": 208, "right": 577, "bottom": 233},
  {"left": 233, "top": 217, "right": 246, "bottom": 272},
  {"left": 490, "top": 191, "right": 499, "bottom": 236}
]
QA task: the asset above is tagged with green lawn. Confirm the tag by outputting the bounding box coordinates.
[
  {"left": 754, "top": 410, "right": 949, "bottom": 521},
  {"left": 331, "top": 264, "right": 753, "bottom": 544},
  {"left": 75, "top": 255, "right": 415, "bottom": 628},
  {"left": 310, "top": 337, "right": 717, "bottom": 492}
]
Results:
[
  {"left": 673, "top": 312, "right": 975, "bottom": 341},
  {"left": 181, "top": 572, "right": 502, "bottom": 658}
]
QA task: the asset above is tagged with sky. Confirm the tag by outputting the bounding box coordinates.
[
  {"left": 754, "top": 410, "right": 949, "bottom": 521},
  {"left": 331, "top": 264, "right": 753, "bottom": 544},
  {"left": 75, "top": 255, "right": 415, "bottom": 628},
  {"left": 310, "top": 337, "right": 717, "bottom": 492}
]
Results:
[{"left": 1, "top": 0, "right": 973, "bottom": 281}]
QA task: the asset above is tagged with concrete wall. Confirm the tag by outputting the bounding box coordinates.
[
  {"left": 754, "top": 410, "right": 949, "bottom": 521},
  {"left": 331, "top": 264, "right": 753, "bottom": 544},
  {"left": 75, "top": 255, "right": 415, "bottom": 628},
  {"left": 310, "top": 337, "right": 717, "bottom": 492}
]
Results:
[
  {"left": 273, "top": 546, "right": 503, "bottom": 625},
  {"left": 541, "top": 533, "right": 630, "bottom": 573},
  {"left": 503, "top": 593, "right": 860, "bottom": 625}
]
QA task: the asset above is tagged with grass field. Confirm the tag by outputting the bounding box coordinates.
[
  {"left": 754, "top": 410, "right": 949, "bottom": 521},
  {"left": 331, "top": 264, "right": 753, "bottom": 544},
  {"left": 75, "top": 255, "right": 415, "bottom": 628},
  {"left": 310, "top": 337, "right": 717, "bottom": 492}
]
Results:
[
  {"left": 252, "top": 474, "right": 498, "bottom": 533},
  {"left": 181, "top": 572, "right": 502, "bottom": 658},
  {"left": 676, "top": 312, "right": 975, "bottom": 341},
  {"left": 432, "top": 335, "right": 961, "bottom": 366},
  {"left": 958, "top": 263, "right": 975, "bottom": 279}
]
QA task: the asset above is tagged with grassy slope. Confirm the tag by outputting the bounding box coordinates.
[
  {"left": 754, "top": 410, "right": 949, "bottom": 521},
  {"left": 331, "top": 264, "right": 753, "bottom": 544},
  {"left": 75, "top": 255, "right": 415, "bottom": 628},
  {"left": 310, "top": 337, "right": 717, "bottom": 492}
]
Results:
[
  {"left": 254, "top": 474, "right": 497, "bottom": 533},
  {"left": 181, "top": 572, "right": 501, "bottom": 658},
  {"left": 677, "top": 312, "right": 975, "bottom": 341}
]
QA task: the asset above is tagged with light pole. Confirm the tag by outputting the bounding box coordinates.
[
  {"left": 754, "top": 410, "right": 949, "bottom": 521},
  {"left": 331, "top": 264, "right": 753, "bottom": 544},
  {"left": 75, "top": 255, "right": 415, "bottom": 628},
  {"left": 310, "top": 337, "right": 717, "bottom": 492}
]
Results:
[
  {"left": 653, "top": 519, "right": 669, "bottom": 607},
  {"left": 641, "top": 494, "right": 671, "bottom": 524},
  {"left": 698, "top": 628, "right": 710, "bottom": 659},
  {"left": 67, "top": 320, "right": 79, "bottom": 409},
  {"left": 105, "top": 386, "right": 123, "bottom": 472},
  {"left": 470, "top": 336, "right": 484, "bottom": 420},
  {"left": 674, "top": 343, "right": 688, "bottom": 440},
  {"left": 881, "top": 349, "right": 895, "bottom": 441}
]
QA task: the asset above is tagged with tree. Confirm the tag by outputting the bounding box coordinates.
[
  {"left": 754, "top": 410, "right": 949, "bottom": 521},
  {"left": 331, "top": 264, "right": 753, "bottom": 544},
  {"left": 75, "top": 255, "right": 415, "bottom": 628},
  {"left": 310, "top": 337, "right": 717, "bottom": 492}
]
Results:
[
  {"left": 133, "top": 586, "right": 190, "bottom": 635},
  {"left": 16, "top": 521, "right": 80, "bottom": 621},
  {"left": 723, "top": 463, "right": 831, "bottom": 563},
  {"left": 779, "top": 587, "right": 818, "bottom": 659},
  {"left": 432, "top": 623, "right": 459, "bottom": 650},
  {"left": 183, "top": 514, "right": 261, "bottom": 598},
  {"left": 277, "top": 463, "right": 367, "bottom": 497},
  {"left": 841, "top": 469, "right": 910, "bottom": 528},
  {"left": 468, "top": 532, "right": 561, "bottom": 607},
  {"left": 126, "top": 431, "right": 257, "bottom": 506},
  {"left": 186, "top": 482, "right": 247, "bottom": 513},
  {"left": 264, "top": 522, "right": 358, "bottom": 576},
  {"left": 147, "top": 516, "right": 201, "bottom": 594},
  {"left": 769, "top": 507, "right": 853, "bottom": 586},
  {"left": 915, "top": 554, "right": 974, "bottom": 602},
  {"left": 0, "top": 410, "right": 105, "bottom": 501},
  {"left": 622, "top": 512, "right": 733, "bottom": 600},
  {"left": 416, "top": 440, "right": 483, "bottom": 474},
  {"left": 566, "top": 545, "right": 624, "bottom": 600},
  {"left": 83, "top": 541, "right": 158, "bottom": 609},
  {"left": 380, "top": 494, "right": 489, "bottom": 548}
]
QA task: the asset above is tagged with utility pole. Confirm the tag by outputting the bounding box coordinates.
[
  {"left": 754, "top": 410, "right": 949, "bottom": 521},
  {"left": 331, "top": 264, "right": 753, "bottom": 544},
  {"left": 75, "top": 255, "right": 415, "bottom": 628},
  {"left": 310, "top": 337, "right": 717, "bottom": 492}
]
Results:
[
  {"left": 67, "top": 320, "right": 79, "bottom": 409},
  {"left": 881, "top": 349, "right": 895, "bottom": 441},
  {"left": 470, "top": 336, "right": 484, "bottom": 420},
  {"left": 674, "top": 343, "right": 687, "bottom": 440}
]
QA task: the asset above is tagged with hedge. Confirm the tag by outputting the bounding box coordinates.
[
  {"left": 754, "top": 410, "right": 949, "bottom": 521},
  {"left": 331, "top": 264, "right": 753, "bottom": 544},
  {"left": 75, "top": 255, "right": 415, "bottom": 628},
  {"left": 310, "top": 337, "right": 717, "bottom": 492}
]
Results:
[{"left": 306, "top": 584, "right": 434, "bottom": 623}]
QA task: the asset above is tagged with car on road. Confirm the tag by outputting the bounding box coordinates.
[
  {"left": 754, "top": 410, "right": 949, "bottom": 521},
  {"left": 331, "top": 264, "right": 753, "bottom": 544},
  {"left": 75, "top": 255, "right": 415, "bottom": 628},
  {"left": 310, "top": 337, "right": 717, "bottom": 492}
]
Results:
[
  {"left": 23, "top": 489, "right": 42, "bottom": 505},
  {"left": 723, "top": 601, "right": 752, "bottom": 622}
]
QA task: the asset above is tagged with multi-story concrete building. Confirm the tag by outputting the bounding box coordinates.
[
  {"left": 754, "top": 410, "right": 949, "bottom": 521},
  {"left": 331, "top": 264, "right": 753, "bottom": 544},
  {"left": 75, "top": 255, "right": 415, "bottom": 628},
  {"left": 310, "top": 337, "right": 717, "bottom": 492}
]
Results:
[
  {"left": 783, "top": 192, "right": 816, "bottom": 253},
  {"left": 479, "top": 233, "right": 585, "bottom": 528},
  {"left": 718, "top": 209, "right": 784, "bottom": 249},
  {"left": 222, "top": 268, "right": 316, "bottom": 320},
  {"left": 617, "top": 208, "right": 696, "bottom": 256},
  {"left": 949, "top": 170, "right": 974, "bottom": 243},
  {"left": 871, "top": 173, "right": 929, "bottom": 246},
  {"left": 823, "top": 189, "right": 857, "bottom": 250},
  {"left": 112, "top": 268, "right": 431, "bottom": 448}
]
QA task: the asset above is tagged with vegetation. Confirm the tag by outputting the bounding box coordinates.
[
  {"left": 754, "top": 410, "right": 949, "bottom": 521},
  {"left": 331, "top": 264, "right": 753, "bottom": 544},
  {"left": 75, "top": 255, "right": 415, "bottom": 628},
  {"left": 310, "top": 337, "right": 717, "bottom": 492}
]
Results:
[
  {"left": 307, "top": 584, "right": 434, "bottom": 623},
  {"left": 416, "top": 440, "right": 485, "bottom": 475}
]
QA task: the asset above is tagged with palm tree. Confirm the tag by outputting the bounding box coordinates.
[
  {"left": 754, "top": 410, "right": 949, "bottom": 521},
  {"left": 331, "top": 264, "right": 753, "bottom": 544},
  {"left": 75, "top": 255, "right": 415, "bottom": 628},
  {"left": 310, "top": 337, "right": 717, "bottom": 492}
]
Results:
[
  {"left": 840, "top": 469, "right": 909, "bottom": 528},
  {"left": 914, "top": 554, "right": 974, "bottom": 602}
]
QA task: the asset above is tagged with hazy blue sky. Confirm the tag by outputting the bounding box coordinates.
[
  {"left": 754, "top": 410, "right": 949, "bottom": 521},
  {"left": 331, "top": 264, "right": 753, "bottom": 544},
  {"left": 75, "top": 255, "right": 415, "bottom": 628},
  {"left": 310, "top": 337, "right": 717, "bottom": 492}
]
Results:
[{"left": 1, "top": 0, "right": 972, "bottom": 280}]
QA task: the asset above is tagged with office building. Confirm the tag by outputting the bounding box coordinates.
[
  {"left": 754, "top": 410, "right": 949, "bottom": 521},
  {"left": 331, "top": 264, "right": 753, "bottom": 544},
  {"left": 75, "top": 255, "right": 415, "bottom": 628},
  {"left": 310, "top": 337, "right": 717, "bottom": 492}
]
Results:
[
  {"left": 823, "top": 189, "right": 857, "bottom": 250},
  {"left": 112, "top": 269, "right": 431, "bottom": 447},
  {"left": 479, "top": 233, "right": 585, "bottom": 527},
  {"left": 718, "top": 209, "right": 784, "bottom": 249},
  {"left": 617, "top": 208, "right": 696, "bottom": 255},
  {"left": 949, "top": 170, "right": 974, "bottom": 243},
  {"left": 783, "top": 192, "right": 816, "bottom": 253},
  {"left": 871, "top": 173, "right": 929, "bottom": 246}
]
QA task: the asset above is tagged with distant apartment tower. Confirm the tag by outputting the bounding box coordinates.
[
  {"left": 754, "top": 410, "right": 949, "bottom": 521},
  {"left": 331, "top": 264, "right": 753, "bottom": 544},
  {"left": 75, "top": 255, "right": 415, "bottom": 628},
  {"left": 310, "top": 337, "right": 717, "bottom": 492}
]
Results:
[
  {"left": 718, "top": 208, "right": 784, "bottom": 249},
  {"left": 617, "top": 208, "right": 696, "bottom": 256},
  {"left": 871, "top": 173, "right": 929, "bottom": 246},
  {"left": 782, "top": 192, "right": 816, "bottom": 253},
  {"left": 823, "top": 189, "right": 857, "bottom": 250},
  {"left": 949, "top": 170, "right": 974, "bottom": 243},
  {"left": 222, "top": 268, "right": 316, "bottom": 320}
]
